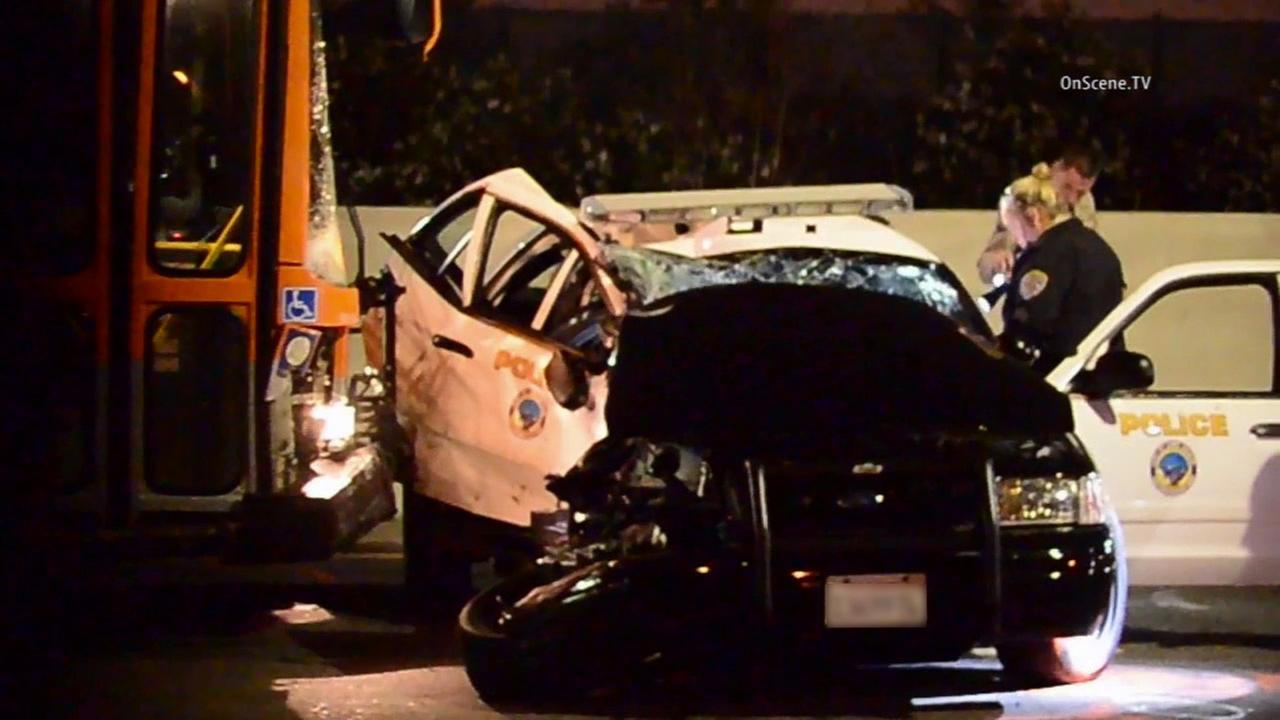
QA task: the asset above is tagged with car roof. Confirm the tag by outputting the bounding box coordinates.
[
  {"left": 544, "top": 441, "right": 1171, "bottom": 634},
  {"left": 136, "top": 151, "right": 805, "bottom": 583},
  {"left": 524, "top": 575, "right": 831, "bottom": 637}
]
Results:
[{"left": 638, "top": 215, "right": 941, "bottom": 263}]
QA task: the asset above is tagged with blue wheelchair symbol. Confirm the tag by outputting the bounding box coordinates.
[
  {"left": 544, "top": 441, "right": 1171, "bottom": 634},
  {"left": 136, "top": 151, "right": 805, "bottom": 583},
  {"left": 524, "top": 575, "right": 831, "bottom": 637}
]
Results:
[{"left": 282, "top": 287, "right": 319, "bottom": 323}]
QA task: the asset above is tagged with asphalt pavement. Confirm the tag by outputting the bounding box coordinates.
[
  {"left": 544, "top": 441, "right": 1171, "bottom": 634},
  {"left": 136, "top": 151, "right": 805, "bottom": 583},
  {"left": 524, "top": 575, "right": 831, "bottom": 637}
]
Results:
[{"left": 2, "top": 517, "right": 1277, "bottom": 720}]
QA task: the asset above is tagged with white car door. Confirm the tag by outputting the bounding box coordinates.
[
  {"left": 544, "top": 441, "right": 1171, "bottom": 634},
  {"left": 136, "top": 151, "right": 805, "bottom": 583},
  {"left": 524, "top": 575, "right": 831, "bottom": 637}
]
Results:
[
  {"left": 1047, "top": 262, "right": 1280, "bottom": 585},
  {"left": 381, "top": 169, "right": 624, "bottom": 528}
]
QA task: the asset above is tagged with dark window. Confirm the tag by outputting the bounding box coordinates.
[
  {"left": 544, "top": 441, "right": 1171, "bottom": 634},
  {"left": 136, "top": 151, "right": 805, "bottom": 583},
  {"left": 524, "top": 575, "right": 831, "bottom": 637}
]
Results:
[
  {"left": 48, "top": 310, "right": 96, "bottom": 493},
  {"left": 8, "top": 304, "right": 95, "bottom": 494},
  {"left": 477, "top": 208, "right": 578, "bottom": 332},
  {"left": 150, "top": 0, "right": 257, "bottom": 274},
  {"left": 7, "top": 1, "right": 97, "bottom": 275},
  {"left": 145, "top": 307, "right": 248, "bottom": 495},
  {"left": 404, "top": 193, "right": 480, "bottom": 303},
  {"left": 544, "top": 259, "right": 610, "bottom": 354},
  {"left": 543, "top": 257, "right": 599, "bottom": 333}
]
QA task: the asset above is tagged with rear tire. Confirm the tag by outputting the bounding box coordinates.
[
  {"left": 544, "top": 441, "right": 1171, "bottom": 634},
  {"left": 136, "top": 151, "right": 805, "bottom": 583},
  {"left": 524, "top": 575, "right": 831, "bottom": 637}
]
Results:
[
  {"left": 402, "top": 491, "right": 475, "bottom": 615},
  {"left": 997, "top": 511, "right": 1128, "bottom": 684},
  {"left": 403, "top": 491, "right": 540, "bottom": 616}
]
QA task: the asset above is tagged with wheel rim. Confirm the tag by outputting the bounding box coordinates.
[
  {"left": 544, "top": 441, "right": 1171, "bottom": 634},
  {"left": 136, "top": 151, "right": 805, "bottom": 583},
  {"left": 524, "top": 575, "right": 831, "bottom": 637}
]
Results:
[{"left": 1052, "top": 516, "right": 1128, "bottom": 679}]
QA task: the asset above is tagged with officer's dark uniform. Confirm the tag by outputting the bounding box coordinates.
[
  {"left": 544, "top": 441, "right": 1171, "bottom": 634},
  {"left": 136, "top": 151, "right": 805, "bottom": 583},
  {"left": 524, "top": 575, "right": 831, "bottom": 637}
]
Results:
[{"left": 1000, "top": 217, "right": 1124, "bottom": 373}]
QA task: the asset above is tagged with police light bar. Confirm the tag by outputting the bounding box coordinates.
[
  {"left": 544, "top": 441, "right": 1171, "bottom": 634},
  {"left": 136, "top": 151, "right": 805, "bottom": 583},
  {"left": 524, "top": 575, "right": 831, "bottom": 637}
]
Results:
[{"left": 579, "top": 183, "right": 913, "bottom": 224}]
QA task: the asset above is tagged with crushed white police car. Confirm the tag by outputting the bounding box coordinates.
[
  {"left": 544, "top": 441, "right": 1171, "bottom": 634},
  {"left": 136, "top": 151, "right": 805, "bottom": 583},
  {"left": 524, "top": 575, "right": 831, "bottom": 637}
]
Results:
[
  {"left": 369, "top": 169, "right": 1278, "bottom": 594},
  {"left": 361, "top": 168, "right": 1280, "bottom": 698}
]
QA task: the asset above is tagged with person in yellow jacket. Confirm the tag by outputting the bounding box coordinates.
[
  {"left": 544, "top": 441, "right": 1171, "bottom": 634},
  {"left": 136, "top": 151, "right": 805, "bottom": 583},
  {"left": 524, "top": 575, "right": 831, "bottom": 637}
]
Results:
[{"left": 978, "top": 145, "right": 1103, "bottom": 287}]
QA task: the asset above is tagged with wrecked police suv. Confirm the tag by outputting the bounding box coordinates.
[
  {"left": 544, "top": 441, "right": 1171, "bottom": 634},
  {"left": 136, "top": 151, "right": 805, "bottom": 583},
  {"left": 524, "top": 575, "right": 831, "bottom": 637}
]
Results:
[{"left": 373, "top": 170, "right": 1127, "bottom": 700}]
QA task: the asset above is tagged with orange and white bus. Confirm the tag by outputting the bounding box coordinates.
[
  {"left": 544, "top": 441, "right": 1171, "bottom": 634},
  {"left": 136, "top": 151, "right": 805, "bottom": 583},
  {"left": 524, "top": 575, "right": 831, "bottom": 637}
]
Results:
[{"left": 4, "top": 0, "right": 434, "bottom": 558}]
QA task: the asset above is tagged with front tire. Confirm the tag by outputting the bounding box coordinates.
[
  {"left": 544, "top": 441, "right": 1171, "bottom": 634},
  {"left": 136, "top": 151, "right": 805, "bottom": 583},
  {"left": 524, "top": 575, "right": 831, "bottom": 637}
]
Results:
[
  {"left": 458, "top": 574, "right": 548, "bottom": 704},
  {"left": 458, "top": 568, "right": 637, "bottom": 705},
  {"left": 997, "top": 512, "right": 1128, "bottom": 684},
  {"left": 461, "top": 622, "right": 533, "bottom": 704}
]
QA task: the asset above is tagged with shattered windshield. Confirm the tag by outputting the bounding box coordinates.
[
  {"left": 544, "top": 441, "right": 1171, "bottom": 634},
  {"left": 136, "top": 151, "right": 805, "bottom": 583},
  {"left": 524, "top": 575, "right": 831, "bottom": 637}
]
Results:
[{"left": 602, "top": 245, "right": 990, "bottom": 336}]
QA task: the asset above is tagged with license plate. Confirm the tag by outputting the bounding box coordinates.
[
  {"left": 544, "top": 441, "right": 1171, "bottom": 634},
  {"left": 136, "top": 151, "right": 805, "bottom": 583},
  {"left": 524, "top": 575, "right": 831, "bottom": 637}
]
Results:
[{"left": 824, "top": 574, "right": 927, "bottom": 628}]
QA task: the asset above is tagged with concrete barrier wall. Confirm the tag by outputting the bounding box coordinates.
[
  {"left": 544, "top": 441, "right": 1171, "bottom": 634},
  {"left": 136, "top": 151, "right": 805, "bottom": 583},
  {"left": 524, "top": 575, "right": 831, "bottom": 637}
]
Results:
[
  {"left": 891, "top": 211, "right": 1280, "bottom": 300},
  {"left": 892, "top": 211, "right": 1279, "bottom": 390},
  {"left": 338, "top": 207, "right": 429, "bottom": 287},
  {"left": 338, "top": 207, "right": 1279, "bottom": 384}
]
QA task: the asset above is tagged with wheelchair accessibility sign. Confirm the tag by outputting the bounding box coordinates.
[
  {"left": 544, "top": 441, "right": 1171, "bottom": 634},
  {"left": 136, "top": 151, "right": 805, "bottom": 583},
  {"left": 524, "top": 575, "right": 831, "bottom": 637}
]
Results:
[{"left": 282, "top": 287, "right": 319, "bottom": 323}]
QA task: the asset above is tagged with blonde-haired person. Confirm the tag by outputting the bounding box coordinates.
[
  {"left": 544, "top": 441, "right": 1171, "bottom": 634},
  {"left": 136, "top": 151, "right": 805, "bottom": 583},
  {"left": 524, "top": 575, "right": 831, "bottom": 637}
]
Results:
[
  {"left": 997, "top": 162, "right": 1125, "bottom": 373},
  {"left": 977, "top": 145, "right": 1102, "bottom": 286}
]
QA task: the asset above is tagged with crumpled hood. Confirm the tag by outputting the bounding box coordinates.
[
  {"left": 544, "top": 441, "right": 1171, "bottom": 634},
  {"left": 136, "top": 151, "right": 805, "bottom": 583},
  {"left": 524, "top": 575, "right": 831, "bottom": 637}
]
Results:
[{"left": 604, "top": 283, "right": 1072, "bottom": 456}]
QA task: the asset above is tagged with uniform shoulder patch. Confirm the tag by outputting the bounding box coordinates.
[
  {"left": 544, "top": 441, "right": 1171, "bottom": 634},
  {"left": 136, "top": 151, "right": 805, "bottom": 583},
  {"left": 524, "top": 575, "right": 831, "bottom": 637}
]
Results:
[{"left": 1019, "top": 269, "right": 1050, "bottom": 300}]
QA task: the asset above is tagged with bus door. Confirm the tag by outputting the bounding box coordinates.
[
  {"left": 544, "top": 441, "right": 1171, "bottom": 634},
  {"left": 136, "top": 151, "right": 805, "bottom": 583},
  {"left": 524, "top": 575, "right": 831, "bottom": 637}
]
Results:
[
  {"left": 8, "top": 0, "right": 400, "bottom": 550},
  {"left": 129, "top": 0, "right": 263, "bottom": 514}
]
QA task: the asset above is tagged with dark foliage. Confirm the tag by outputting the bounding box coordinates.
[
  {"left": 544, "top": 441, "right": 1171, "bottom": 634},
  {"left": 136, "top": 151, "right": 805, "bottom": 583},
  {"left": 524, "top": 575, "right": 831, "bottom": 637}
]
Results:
[
  {"left": 326, "top": 0, "right": 1278, "bottom": 211},
  {"left": 912, "top": 0, "right": 1137, "bottom": 207}
]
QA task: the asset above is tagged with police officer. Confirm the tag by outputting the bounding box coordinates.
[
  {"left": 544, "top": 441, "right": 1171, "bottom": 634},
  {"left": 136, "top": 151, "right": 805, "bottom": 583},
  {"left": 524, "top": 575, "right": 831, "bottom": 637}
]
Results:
[
  {"left": 998, "top": 162, "right": 1124, "bottom": 373},
  {"left": 977, "top": 145, "right": 1102, "bottom": 287}
]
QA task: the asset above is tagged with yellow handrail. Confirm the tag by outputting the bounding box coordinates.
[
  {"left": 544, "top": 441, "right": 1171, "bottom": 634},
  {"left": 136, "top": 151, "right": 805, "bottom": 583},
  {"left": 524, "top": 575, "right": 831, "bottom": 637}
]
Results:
[
  {"left": 150, "top": 205, "right": 246, "bottom": 350},
  {"left": 154, "top": 241, "right": 244, "bottom": 253},
  {"left": 198, "top": 204, "right": 245, "bottom": 270}
]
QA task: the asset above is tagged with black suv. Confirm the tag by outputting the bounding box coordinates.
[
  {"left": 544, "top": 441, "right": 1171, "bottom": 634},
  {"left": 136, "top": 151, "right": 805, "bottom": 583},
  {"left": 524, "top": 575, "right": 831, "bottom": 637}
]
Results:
[{"left": 457, "top": 252, "right": 1126, "bottom": 703}]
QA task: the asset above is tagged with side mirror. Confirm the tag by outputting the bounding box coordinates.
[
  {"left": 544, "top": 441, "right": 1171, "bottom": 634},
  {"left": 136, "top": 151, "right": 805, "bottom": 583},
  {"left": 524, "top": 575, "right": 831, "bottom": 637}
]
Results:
[
  {"left": 1071, "top": 350, "right": 1155, "bottom": 399},
  {"left": 545, "top": 350, "right": 590, "bottom": 411}
]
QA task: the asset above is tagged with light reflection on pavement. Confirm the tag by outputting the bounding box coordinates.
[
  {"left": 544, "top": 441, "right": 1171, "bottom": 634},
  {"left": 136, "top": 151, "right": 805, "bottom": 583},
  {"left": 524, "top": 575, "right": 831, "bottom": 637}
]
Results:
[
  {"left": 261, "top": 599, "right": 1280, "bottom": 720},
  {"left": 271, "top": 655, "right": 1272, "bottom": 720},
  {"left": 15, "top": 551, "right": 1276, "bottom": 720},
  {"left": 914, "top": 660, "right": 1257, "bottom": 719}
]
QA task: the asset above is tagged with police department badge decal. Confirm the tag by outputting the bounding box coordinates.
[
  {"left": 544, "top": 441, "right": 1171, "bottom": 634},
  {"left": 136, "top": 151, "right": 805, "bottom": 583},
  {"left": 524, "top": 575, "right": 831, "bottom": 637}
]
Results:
[
  {"left": 1019, "top": 270, "right": 1050, "bottom": 300},
  {"left": 1150, "top": 440, "right": 1197, "bottom": 496},
  {"left": 509, "top": 389, "right": 546, "bottom": 439}
]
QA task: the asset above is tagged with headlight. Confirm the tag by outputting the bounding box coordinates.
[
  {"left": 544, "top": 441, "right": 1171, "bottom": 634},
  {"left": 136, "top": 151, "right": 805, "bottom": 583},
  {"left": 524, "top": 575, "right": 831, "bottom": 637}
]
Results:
[
  {"left": 1077, "top": 472, "right": 1106, "bottom": 525},
  {"left": 302, "top": 447, "right": 375, "bottom": 499},
  {"left": 994, "top": 472, "right": 1105, "bottom": 526},
  {"left": 310, "top": 399, "right": 355, "bottom": 445}
]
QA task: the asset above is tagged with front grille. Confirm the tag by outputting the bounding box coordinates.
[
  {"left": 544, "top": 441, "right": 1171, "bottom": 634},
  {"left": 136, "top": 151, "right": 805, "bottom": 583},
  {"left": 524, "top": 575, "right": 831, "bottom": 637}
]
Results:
[
  {"left": 764, "top": 458, "right": 987, "bottom": 541},
  {"left": 758, "top": 457, "right": 994, "bottom": 642}
]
